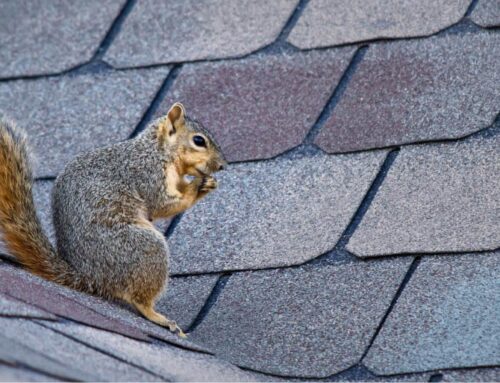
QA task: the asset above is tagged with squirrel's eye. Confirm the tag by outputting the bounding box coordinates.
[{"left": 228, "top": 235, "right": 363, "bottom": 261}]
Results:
[{"left": 193, "top": 135, "right": 207, "bottom": 148}]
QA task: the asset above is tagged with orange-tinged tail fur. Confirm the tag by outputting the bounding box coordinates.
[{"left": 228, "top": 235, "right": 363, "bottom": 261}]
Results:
[{"left": 0, "top": 118, "right": 69, "bottom": 282}]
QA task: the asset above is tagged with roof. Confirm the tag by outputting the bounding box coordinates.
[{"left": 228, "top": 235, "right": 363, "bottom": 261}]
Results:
[{"left": 0, "top": 0, "right": 499, "bottom": 381}]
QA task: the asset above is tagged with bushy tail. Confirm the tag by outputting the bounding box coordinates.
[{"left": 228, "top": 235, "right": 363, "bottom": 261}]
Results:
[{"left": 0, "top": 118, "right": 71, "bottom": 282}]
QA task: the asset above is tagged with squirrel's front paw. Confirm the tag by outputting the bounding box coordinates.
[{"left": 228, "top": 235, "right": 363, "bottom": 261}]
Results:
[{"left": 199, "top": 176, "right": 218, "bottom": 193}]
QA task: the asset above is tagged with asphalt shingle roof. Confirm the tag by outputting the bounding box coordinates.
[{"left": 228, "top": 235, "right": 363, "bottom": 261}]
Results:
[
  {"left": 104, "top": 0, "right": 299, "bottom": 67},
  {"left": 0, "top": 67, "right": 169, "bottom": 177},
  {"left": 0, "top": 0, "right": 126, "bottom": 78},
  {"left": 287, "top": 0, "right": 470, "bottom": 49},
  {"left": 364, "top": 252, "right": 500, "bottom": 375},
  {"left": 470, "top": 0, "right": 500, "bottom": 27},
  {"left": 0, "top": 0, "right": 498, "bottom": 381},
  {"left": 169, "top": 149, "right": 387, "bottom": 273},
  {"left": 190, "top": 258, "right": 412, "bottom": 378},
  {"left": 157, "top": 48, "right": 356, "bottom": 162},
  {"left": 314, "top": 32, "right": 500, "bottom": 153}
]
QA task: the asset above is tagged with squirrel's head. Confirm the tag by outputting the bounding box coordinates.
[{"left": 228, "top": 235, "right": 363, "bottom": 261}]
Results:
[{"left": 156, "top": 102, "right": 227, "bottom": 177}]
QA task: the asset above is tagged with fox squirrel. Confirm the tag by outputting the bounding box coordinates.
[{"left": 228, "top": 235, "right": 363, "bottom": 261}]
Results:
[{"left": 0, "top": 103, "right": 226, "bottom": 337}]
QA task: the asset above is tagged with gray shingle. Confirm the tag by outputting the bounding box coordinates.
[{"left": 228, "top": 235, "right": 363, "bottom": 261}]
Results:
[
  {"left": 45, "top": 321, "right": 263, "bottom": 382},
  {"left": 0, "top": 294, "right": 56, "bottom": 320},
  {"left": 315, "top": 32, "right": 500, "bottom": 154},
  {"left": 48, "top": 288, "right": 211, "bottom": 353},
  {"left": 0, "top": 333, "right": 92, "bottom": 381},
  {"left": 169, "top": 150, "right": 387, "bottom": 274},
  {"left": 0, "top": 318, "right": 157, "bottom": 381},
  {"left": 0, "top": 364, "right": 58, "bottom": 382},
  {"left": 0, "top": 67, "right": 169, "bottom": 177},
  {"left": 105, "top": 0, "right": 299, "bottom": 68},
  {"left": 327, "top": 366, "right": 431, "bottom": 382},
  {"left": 158, "top": 48, "right": 356, "bottom": 162},
  {"left": 364, "top": 252, "right": 500, "bottom": 374},
  {"left": 157, "top": 275, "right": 219, "bottom": 330},
  {"left": 347, "top": 133, "right": 500, "bottom": 257},
  {"left": 288, "top": 0, "right": 469, "bottom": 49},
  {"left": 470, "top": 0, "right": 500, "bottom": 27},
  {"left": 442, "top": 367, "right": 500, "bottom": 382},
  {"left": 0, "top": 0, "right": 126, "bottom": 77},
  {"left": 191, "top": 258, "right": 412, "bottom": 377}
]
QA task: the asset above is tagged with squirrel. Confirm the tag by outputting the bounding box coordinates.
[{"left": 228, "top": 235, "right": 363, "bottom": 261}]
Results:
[{"left": 0, "top": 102, "right": 226, "bottom": 337}]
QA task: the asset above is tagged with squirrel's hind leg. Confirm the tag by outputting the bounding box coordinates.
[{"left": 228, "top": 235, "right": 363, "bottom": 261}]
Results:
[
  {"left": 126, "top": 296, "right": 187, "bottom": 338},
  {"left": 105, "top": 223, "right": 187, "bottom": 338}
]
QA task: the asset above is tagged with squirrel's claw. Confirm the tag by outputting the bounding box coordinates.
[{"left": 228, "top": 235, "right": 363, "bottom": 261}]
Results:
[
  {"left": 199, "top": 176, "right": 218, "bottom": 193},
  {"left": 176, "top": 328, "right": 188, "bottom": 338},
  {"left": 168, "top": 321, "right": 187, "bottom": 338}
]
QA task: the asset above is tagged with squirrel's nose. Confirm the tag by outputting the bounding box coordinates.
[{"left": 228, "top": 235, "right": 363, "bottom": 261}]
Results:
[
  {"left": 216, "top": 156, "right": 228, "bottom": 171},
  {"left": 218, "top": 160, "right": 227, "bottom": 171}
]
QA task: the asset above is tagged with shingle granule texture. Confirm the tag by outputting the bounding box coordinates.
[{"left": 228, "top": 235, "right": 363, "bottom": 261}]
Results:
[
  {"left": 158, "top": 48, "right": 355, "bottom": 162},
  {"left": 315, "top": 32, "right": 500, "bottom": 153},
  {"left": 0, "top": 261, "right": 210, "bottom": 352},
  {"left": 347, "top": 133, "right": 500, "bottom": 257},
  {"left": 0, "top": 294, "right": 56, "bottom": 320},
  {"left": 169, "top": 150, "right": 387, "bottom": 274},
  {"left": 0, "top": 0, "right": 126, "bottom": 77},
  {"left": 46, "top": 321, "right": 262, "bottom": 382},
  {"left": 0, "top": 318, "right": 157, "bottom": 381},
  {"left": 470, "top": 0, "right": 500, "bottom": 27},
  {"left": 105, "top": 0, "right": 299, "bottom": 68},
  {"left": 288, "top": 0, "right": 469, "bottom": 49},
  {"left": 364, "top": 252, "right": 500, "bottom": 374},
  {"left": 0, "top": 67, "right": 169, "bottom": 177},
  {"left": 191, "top": 258, "right": 412, "bottom": 377}
]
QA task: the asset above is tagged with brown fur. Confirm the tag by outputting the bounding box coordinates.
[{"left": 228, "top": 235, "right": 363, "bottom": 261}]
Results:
[{"left": 0, "top": 119, "right": 70, "bottom": 283}]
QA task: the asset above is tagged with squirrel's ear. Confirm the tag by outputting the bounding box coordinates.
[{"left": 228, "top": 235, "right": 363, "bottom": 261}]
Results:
[
  {"left": 157, "top": 103, "right": 185, "bottom": 144},
  {"left": 167, "top": 102, "right": 186, "bottom": 126}
]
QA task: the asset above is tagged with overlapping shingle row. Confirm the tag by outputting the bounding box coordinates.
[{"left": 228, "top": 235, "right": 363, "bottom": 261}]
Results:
[
  {"left": 0, "top": 0, "right": 498, "bottom": 381},
  {"left": 0, "top": 0, "right": 126, "bottom": 78},
  {"left": 348, "top": 131, "right": 500, "bottom": 257},
  {"left": 169, "top": 150, "right": 387, "bottom": 274},
  {"left": 287, "top": 0, "right": 470, "bottom": 49},
  {"left": 0, "top": 68, "right": 170, "bottom": 177},
  {"left": 156, "top": 48, "right": 356, "bottom": 162},
  {"left": 315, "top": 32, "right": 499, "bottom": 153}
]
